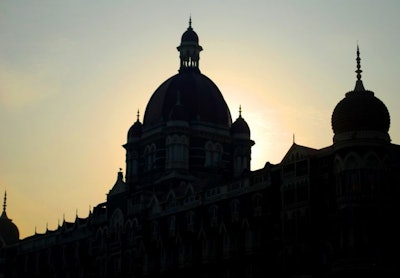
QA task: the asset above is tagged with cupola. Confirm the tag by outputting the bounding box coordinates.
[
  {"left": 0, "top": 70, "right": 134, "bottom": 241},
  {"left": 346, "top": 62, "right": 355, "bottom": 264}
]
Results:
[
  {"left": 177, "top": 17, "right": 203, "bottom": 72},
  {"left": 143, "top": 19, "right": 232, "bottom": 129}
]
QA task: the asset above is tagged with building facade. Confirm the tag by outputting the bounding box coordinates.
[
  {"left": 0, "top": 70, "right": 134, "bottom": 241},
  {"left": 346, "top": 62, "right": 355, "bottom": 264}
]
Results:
[{"left": 1, "top": 22, "right": 399, "bottom": 278}]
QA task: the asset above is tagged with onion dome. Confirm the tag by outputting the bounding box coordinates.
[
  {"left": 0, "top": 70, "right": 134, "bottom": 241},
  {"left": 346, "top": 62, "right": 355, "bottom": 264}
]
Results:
[
  {"left": 127, "top": 110, "right": 142, "bottom": 141},
  {"left": 143, "top": 19, "right": 232, "bottom": 129},
  {"left": 0, "top": 191, "right": 19, "bottom": 245},
  {"left": 331, "top": 46, "right": 390, "bottom": 143},
  {"left": 231, "top": 106, "right": 250, "bottom": 138}
]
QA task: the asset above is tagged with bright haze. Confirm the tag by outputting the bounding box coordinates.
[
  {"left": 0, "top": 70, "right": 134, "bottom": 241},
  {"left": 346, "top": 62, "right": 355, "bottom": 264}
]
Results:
[{"left": 1, "top": 1, "right": 399, "bottom": 238}]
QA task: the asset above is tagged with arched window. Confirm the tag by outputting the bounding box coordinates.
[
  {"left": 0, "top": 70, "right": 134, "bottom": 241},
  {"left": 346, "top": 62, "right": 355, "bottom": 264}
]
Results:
[
  {"left": 252, "top": 193, "right": 263, "bottom": 217},
  {"left": 126, "top": 151, "right": 139, "bottom": 177},
  {"left": 209, "top": 205, "right": 218, "bottom": 227},
  {"left": 110, "top": 209, "right": 124, "bottom": 241},
  {"left": 234, "top": 147, "right": 249, "bottom": 176},
  {"left": 169, "top": 216, "right": 176, "bottom": 236},
  {"left": 186, "top": 211, "right": 195, "bottom": 231},
  {"left": 166, "top": 135, "right": 189, "bottom": 169},
  {"left": 205, "top": 141, "right": 223, "bottom": 167},
  {"left": 230, "top": 199, "right": 240, "bottom": 222},
  {"left": 144, "top": 144, "right": 157, "bottom": 171},
  {"left": 151, "top": 221, "right": 159, "bottom": 240}
]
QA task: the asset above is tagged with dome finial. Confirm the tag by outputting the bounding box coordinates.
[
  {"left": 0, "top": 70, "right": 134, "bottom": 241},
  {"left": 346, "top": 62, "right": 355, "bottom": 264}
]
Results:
[
  {"left": 136, "top": 109, "right": 140, "bottom": 122},
  {"left": 189, "top": 15, "right": 192, "bottom": 29},
  {"left": 2, "top": 190, "right": 6, "bottom": 214},
  {"left": 239, "top": 105, "right": 242, "bottom": 118},
  {"left": 354, "top": 44, "right": 365, "bottom": 91},
  {"left": 356, "top": 44, "right": 362, "bottom": 81}
]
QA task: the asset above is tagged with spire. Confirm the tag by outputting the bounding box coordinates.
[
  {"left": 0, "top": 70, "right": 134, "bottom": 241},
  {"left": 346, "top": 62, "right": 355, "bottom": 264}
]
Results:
[
  {"left": 239, "top": 105, "right": 242, "bottom": 118},
  {"left": 354, "top": 44, "right": 365, "bottom": 91},
  {"left": 1, "top": 190, "right": 8, "bottom": 218},
  {"left": 3, "top": 190, "right": 6, "bottom": 213},
  {"left": 136, "top": 110, "right": 140, "bottom": 122},
  {"left": 189, "top": 16, "right": 192, "bottom": 30}
]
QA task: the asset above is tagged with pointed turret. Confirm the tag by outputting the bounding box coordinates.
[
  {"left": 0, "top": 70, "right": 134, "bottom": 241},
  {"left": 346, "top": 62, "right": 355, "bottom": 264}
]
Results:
[{"left": 0, "top": 191, "right": 20, "bottom": 244}]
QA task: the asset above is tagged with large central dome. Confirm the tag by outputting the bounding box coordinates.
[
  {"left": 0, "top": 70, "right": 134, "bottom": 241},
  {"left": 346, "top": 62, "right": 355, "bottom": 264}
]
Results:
[
  {"left": 143, "top": 20, "right": 232, "bottom": 129},
  {"left": 143, "top": 72, "right": 232, "bottom": 128}
]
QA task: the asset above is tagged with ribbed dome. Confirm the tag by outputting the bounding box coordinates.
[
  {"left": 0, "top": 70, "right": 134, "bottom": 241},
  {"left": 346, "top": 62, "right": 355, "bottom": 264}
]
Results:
[
  {"left": 331, "top": 89, "right": 390, "bottom": 135},
  {"left": 143, "top": 71, "right": 232, "bottom": 128}
]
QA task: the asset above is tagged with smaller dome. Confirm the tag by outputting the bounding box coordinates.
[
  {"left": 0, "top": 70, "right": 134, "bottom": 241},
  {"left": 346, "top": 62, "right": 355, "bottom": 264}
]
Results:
[
  {"left": 231, "top": 108, "right": 250, "bottom": 138},
  {"left": 181, "top": 18, "right": 199, "bottom": 43},
  {"left": 0, "top": 193, "right": 19, "bottom": 245},
  {"left": 331, "top": 46, "right": 390, "bottom": 142},
  {"left": 127, "top": 111, "right": 142, "bottom": 141},
  {"left": 0, "top": 213, "right": 19, "bottom": 245},
  {"left": 331, "top": 89, "right": 390, "bottom": 135}
]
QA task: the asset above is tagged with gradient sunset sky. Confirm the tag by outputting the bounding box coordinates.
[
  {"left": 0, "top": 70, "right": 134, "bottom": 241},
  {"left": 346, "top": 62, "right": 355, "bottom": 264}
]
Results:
[{"left": 1, "top": 0, "right": 400, "bottom": 239}]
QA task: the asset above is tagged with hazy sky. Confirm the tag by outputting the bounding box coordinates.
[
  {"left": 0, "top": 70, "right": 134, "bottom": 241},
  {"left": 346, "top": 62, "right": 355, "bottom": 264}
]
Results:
[{"left": 1, "top": 0, "right": 400, "bottom": 239}]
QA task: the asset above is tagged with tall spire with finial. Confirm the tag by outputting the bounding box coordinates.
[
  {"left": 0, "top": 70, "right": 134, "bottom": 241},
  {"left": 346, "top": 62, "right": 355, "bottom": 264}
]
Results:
[
  {"left": 136, "top": 109, "right": 140, "bottom": 122},
  {"left": 3, "top": 191, "right": 6, "bottom": 213},
  {"left": 1, "top": 190, "right": 7, "bottom": 218},
  {"left": 354, "top": 44, "right": 365, "bottom": 91}
]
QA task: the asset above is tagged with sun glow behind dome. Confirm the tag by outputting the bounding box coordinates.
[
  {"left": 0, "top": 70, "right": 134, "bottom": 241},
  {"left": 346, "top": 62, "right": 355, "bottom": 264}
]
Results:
[{"left": 1, "top": 1, "right": 400, "bottom": 239}]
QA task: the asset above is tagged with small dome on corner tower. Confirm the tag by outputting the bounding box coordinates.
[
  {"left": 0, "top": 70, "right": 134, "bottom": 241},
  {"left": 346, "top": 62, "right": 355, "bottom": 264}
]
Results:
[
  {"left": 0, "top": 191, "right": 19, "bottom": 245},
  {"left": 127, "top": 110, "right": 142, "bottom": 142},
  {"left": 231, "top": 106, "right": 251, "bottom": 138},
  {"left": 331, "top": 46, "right": 390, "bottom": 143}
]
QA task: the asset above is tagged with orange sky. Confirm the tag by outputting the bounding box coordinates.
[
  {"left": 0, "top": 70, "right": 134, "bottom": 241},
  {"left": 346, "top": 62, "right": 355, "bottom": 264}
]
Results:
[{"left": 1, "top": 1, "right": 400, "bottom": 239}]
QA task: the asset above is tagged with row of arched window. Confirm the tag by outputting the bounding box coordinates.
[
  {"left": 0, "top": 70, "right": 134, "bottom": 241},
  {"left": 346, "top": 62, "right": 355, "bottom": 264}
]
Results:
[{"left": 127, "top": 139, "right": 228, "bottom": 175}]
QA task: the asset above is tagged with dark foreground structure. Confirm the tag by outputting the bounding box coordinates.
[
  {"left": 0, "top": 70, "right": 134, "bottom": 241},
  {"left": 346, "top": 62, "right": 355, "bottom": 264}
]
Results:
[{"left": 1, "top": 21, "right": 399, "bottom": 278}]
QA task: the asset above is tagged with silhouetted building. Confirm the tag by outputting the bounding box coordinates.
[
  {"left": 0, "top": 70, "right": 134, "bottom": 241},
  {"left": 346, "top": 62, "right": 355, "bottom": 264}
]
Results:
[{"left": 1, "top": 21, "right": 399, "bottom": 278}]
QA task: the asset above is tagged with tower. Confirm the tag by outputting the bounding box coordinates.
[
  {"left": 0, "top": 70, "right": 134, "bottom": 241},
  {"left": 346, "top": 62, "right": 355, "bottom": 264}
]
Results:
[{"left": 124, "top": 19, "right": 254, "bottom": 190}]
